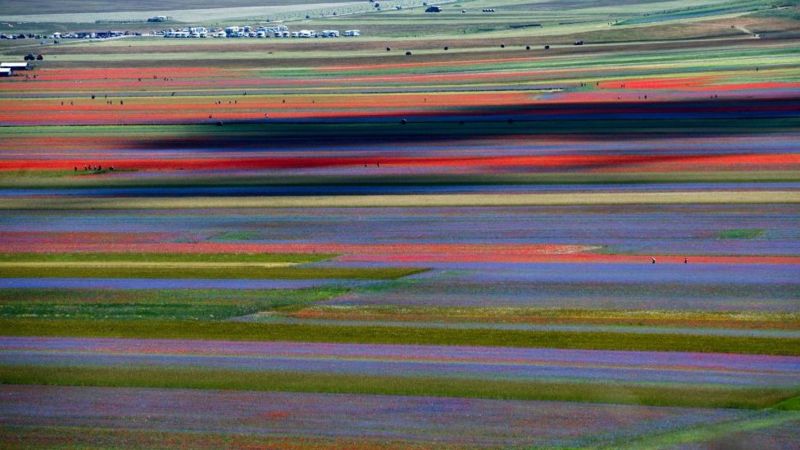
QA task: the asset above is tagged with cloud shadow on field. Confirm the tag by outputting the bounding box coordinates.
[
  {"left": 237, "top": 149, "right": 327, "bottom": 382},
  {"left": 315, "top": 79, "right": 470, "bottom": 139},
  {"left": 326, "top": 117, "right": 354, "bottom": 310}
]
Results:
[{"left": 134, "top": 96, "right": 800, "bottom": 151}]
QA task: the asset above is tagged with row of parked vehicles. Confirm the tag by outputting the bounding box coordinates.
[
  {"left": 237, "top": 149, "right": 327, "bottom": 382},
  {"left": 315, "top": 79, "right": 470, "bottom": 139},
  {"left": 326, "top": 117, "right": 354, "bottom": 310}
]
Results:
[{"left": 162, "top": 26, "right": 360, "bottom": 38}]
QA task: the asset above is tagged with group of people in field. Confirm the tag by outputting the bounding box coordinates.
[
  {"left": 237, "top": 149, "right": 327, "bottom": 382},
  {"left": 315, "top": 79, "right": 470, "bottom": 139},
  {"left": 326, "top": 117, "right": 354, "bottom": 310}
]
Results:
[
  {"left": 74, "top": 165, "right": 113, "bottom": 172},
  {"left": 651, "top": 257, "right": 689, "bottom": 264}
]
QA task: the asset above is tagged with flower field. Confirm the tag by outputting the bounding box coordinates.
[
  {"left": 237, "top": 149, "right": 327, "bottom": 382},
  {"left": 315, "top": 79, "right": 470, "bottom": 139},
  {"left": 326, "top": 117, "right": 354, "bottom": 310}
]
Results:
[
  {"left": 0, "top": 385, "right": 768, "bottom": 449},
  {"left": 0, "top": 0, "right": 799, "bottom": 447}
]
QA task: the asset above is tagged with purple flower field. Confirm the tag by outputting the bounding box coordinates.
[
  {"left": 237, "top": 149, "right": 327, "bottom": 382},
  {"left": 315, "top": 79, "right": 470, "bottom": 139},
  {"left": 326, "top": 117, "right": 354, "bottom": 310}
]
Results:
[
  {"left": 3, "top": 337, "right": 798, "bottom": 387},
  {"left": 3, "top": 204, "right": 799, "bottom": 256},
  {"left": 328, "top": 266, "right": 800, "bottom": 311},
  {"left": 0, "top": 385, "right": 755, "bottom": 448}
]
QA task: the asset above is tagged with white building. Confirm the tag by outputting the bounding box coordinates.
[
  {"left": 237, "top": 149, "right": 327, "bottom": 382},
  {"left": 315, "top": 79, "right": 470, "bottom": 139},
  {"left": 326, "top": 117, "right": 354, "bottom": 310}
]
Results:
[
  {"left": 0, "top": 68, "right": 11, "bottom": 77},
  {"left": 344, "top": 29, "right": 361, "bottom": 37}
]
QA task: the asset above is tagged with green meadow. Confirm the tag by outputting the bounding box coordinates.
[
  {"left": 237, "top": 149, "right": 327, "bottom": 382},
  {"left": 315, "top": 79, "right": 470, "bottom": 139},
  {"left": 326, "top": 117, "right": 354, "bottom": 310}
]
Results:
[
  {"left": 1, "top": 365, "right": 797, "bottom": 410},
  {"left": 2, "top": 319, "right": 799, "bottom": 355},
  {"left": 0, "top": 288, "right": 348, "bottom": 320}
]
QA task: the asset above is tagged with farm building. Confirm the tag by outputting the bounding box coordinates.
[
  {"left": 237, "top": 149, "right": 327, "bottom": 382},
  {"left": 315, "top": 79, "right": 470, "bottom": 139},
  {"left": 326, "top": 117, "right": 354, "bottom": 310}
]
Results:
[
  {"left": 0, "top": 68, "right": 11, "bottom": 77},
  {"left": 344, "top": 30, "right": 361, "bottom": 37},
  {"left": 1, "top": 62, "right": 30, "bottom": 70}
]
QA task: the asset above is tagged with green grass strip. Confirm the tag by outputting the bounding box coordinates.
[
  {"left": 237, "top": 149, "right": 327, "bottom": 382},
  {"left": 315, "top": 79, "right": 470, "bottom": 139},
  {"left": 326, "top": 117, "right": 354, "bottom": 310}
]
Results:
[
  {"left": 0, "top": 265, "right": 425, "bottom": 280},
  {"left": 717, "top": 228, "right": 765, "bottom": 239},
  {"left": 0, "top": 288, "right": 349, "bottom": 320},
  {"left": 2, "top": 319, "right": 799, "bottom": 355},
  {"left": 772, "top": 395, "right": 800, "bottom": 411},
  {"left": 1, "top": 365, "right": 796, "bottom": 410},
  {"left": 606, "top": 411, "right": 800, "bottom": 450}
]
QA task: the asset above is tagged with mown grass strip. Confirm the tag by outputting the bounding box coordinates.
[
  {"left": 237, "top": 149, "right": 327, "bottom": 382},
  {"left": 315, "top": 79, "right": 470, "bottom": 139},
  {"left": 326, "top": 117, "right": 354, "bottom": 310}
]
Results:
[
  {"left": 1, "top": 365, "right": 796, "bottom": 410},
  {"left": 1, "top": 191, "right": 799, "bottom": 210},
  {"left": 2, "top": 319, "right": 799, "bottom": 355},
  {"left": 0, "top": 265, "right": 425, "bottom": 280},
  {"left": 293, "top": 305, "right": 800, "bottom": 330}
]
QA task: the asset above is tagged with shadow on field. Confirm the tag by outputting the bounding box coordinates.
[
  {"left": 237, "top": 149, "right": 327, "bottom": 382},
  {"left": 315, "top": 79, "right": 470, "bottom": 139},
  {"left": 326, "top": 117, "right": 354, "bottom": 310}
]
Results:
[{"left": 136, "top": 96, "right": 800, "bottom": 151}]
